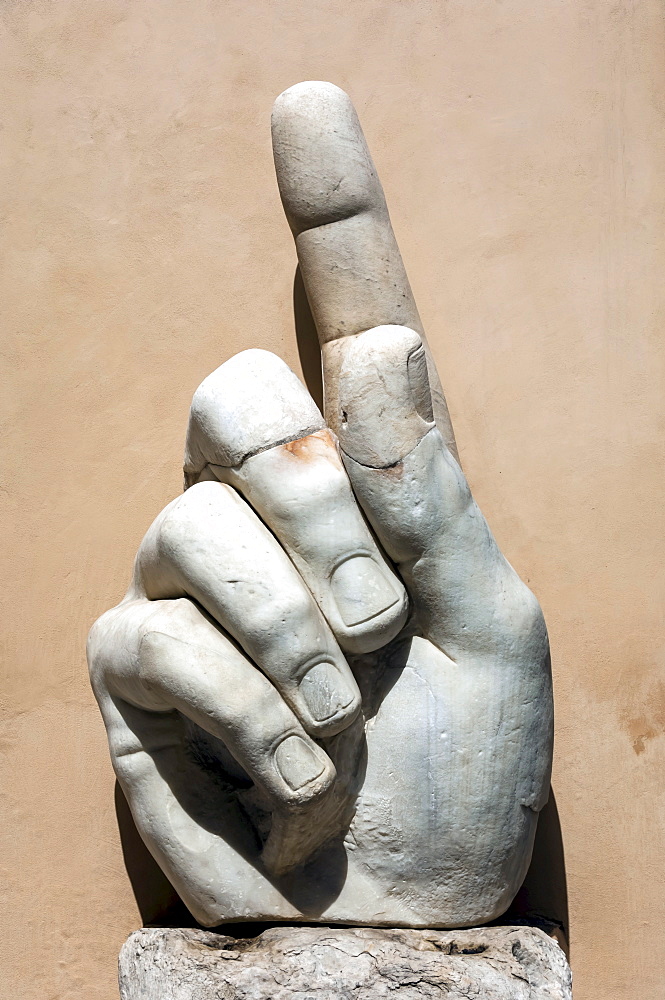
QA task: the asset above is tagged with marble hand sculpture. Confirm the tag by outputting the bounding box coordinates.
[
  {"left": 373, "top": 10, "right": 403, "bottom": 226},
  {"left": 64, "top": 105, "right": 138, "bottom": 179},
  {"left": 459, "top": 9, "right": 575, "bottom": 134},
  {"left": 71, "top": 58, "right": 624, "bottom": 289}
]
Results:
[{"left": 88, "top": 82, "right": 553, "bottom": 929}]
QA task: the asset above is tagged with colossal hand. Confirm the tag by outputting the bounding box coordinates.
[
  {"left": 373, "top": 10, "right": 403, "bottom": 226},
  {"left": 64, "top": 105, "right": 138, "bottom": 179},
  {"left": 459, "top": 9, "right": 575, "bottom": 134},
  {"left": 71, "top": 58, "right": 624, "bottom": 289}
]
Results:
[{"left": 88, "top": 83, "right": 553, "bottom": 929}]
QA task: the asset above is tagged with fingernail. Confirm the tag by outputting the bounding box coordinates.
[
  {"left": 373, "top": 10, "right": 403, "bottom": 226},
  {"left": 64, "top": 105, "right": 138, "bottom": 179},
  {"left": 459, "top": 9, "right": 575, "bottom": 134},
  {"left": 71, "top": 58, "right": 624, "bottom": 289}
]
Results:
[
  {"left": 407, "top": 344, "right": 434, "bottom": 422},
  {"left": 300, "top": 661, "right": 357, "bottom": 722},
  {"left": 274, "top": 735, "right": 326, "bottom": 791},
  {"left": 331, "top": 555, "right": 399, "bottom": 627}
]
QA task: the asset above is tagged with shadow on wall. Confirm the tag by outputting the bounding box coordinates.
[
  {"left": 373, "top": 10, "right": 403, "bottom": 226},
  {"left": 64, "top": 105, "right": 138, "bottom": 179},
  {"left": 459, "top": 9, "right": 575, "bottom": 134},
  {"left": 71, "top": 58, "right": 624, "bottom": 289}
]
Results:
[
  {"left": 294, "top": 267, "right": 323, "bottom": 412},
  {"left": 115, "top": 781, "right": 569, "bottom": 951},
  {"left": 114, "top": 782, "right": 194, "bottom": 928},
  {"left": 499, "top": 790, "right": 569, "bottom": 955}
]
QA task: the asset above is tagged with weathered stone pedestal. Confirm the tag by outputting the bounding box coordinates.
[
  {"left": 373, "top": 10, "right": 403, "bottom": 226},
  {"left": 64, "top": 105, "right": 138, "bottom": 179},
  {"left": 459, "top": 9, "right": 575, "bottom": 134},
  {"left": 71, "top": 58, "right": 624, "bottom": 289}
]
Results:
[{"left": 119, "top": 925, "right": 572, "bottom": 1000}]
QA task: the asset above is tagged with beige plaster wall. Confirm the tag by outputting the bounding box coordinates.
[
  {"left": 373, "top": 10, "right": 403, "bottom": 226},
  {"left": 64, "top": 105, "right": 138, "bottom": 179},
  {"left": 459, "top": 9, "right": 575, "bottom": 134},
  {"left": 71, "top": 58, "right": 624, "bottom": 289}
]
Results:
[{"left": 2, "top": 2, "right": 664, "bottom": 997}]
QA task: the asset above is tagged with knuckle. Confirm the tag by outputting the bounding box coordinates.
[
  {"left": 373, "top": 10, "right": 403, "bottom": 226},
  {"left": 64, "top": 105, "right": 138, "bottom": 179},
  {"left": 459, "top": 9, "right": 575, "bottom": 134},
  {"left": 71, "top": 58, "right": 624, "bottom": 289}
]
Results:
[
  {"left": 136, "top": 628, "right": 173, "bottom": 693},
  {"left": 507, "top": 582, "right": 547, "bottom": 646},
  {"left": 228, "top": 683, "right": 285, "bottom": 735},
  {"left": 86, "top": 606, "right": 121, "bottom": 682},
  {"left": 519, "top": 581, "right": 545, "bottom": 623},
  {"left": 136, "top": 626, "right": 166, "bottom": 663},
  {"left": 154, "top": 497, "right": 194, "bottom": 555},
  {"left": 247, "top": 588, "right": 315, "bottom": 637},
  {"left": 275, "top": 590, "right": 317, "bottom": 630},
  {"left": 153, "top": 485, "right": 221, "bottom": 560}
]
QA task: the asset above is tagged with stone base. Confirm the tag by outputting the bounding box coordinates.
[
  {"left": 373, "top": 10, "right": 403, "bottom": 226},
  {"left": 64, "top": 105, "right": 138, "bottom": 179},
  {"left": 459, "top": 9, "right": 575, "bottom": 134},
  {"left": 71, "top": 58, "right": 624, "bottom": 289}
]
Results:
[{"left": 119, "top": 924, "right": 572, "bottom": 999}]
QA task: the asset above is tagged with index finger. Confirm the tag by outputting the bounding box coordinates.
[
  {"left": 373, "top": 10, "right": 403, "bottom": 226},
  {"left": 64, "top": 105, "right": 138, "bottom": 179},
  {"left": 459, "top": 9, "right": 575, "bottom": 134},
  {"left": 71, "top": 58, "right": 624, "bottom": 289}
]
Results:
[{"left": 271, "top": 81, "right": 457, "bottom": 459}]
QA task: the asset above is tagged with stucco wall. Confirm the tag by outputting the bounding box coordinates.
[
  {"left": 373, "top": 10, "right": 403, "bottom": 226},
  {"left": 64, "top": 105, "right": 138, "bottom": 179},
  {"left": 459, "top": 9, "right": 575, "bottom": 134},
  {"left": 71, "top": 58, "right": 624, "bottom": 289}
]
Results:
[{"left": 2, "top": 2, "right": 664, "bottom": 998}]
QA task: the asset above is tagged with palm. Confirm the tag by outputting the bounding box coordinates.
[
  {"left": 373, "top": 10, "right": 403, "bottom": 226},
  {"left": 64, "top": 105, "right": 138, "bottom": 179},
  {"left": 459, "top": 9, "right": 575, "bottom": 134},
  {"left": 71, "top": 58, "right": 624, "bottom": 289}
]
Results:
[
  {"left": 342, "top": 634, "right": 549, "bottom": 925},
  {"left": 88, "top": 81, "right": 552, "bottom": 929}
]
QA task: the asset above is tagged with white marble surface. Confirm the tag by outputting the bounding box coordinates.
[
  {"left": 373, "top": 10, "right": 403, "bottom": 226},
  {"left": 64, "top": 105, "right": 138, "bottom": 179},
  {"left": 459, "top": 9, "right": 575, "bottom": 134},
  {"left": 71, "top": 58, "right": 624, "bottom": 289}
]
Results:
[{"left": 88, "top": 82, "right": 553, "bottom": 927}]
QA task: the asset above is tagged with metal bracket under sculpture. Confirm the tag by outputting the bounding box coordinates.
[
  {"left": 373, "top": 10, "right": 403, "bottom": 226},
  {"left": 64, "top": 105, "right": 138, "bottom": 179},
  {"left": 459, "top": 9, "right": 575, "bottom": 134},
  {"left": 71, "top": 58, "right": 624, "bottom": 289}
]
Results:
[{"left": 88, "top": 82, "right": 554, "bottom": 929}]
